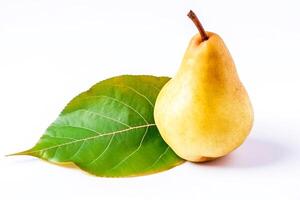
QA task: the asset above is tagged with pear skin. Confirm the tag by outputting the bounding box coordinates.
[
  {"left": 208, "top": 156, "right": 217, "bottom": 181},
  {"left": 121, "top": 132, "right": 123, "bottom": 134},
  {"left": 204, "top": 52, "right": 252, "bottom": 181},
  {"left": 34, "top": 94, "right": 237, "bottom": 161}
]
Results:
[{"left": 154, "top": 11, "right": 253, "bottom": 162}]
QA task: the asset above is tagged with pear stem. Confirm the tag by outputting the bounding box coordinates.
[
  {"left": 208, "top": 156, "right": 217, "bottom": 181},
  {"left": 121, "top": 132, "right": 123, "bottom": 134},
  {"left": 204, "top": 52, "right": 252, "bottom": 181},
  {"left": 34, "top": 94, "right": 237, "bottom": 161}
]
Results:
[{"left": 187, "top": 10, "right": 209, "bottom": 41}]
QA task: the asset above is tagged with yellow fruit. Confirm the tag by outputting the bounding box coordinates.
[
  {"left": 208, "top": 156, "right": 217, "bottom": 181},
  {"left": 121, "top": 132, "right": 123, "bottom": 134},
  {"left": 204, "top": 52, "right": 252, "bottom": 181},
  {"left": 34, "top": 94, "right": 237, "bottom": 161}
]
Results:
[{"left": 154, "top": 10, "right": 254, "bottom": 162}]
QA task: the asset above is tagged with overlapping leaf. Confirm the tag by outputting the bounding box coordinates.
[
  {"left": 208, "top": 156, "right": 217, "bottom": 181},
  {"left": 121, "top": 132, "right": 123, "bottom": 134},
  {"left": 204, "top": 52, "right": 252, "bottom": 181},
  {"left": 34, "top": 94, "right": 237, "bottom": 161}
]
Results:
[{"left": 14, "top": 75, "right": 184, "bottom": 177}]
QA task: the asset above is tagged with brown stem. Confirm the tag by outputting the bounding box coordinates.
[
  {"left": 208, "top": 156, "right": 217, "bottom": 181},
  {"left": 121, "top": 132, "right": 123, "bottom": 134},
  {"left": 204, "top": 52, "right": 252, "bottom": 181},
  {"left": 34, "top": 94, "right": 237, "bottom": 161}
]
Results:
[{"left": 187, "top": 10, "right": 209, "bottom": 41}]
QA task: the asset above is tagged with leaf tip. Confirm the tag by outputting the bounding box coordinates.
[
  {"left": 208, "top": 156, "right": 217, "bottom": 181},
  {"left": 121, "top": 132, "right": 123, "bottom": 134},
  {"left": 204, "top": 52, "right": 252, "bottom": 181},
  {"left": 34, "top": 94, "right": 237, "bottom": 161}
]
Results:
[{"left": 5, "top": 150, "right": 31, "bottom": 157}]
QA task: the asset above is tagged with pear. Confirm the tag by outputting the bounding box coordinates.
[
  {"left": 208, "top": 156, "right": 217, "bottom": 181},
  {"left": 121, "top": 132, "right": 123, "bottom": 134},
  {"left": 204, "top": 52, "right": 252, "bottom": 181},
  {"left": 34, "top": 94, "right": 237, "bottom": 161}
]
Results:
[{"left": 154, "top": 10, "right": 254, "bottom": 162}]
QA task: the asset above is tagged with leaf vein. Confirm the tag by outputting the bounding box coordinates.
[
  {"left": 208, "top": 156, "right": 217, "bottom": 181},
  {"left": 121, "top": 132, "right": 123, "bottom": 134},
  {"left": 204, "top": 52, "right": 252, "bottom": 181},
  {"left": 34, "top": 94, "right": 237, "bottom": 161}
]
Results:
[
  {"left": 46, "top": 135, "right": 77, "bottom": 141},
  {"left": 78, "top": 109, "right": 131, "bottom": 128},
  {"left": 108, "top": 84, "right": 154, "bottom": 108},
  {"left": 81, "top": 95, "right": 150, "bottom": 124},
  {"left": 109, "top": 126, "right": 149, "bottom": 171},
  {"left": 25, "top": 124, "right": 155, "bottom": 155},
  {"left": 68, "top": 140, "right": 86, "bottom": 160},
  {"left": 87, "top": 134, "right": 115, "bottom": 165},
  {"left": 52, "top": 124, "right": 101, "bottom": 136},
  {"left": 147, "top": 147, "right": 170, "bottom": 170}
]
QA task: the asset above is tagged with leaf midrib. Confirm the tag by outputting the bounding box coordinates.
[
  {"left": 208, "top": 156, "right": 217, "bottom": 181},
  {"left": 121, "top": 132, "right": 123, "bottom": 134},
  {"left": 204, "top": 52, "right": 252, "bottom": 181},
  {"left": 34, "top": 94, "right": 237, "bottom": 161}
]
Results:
[{"left": 24, "top": 123, "right": 156, "bottom": 155}]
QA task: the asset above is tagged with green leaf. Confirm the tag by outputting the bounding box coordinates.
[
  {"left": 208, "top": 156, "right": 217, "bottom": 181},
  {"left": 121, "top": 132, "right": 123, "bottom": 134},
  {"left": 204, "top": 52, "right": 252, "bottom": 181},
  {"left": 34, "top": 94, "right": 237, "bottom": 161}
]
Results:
[{"left": 14, "top": 75, "right": 184, "bottom": 177}]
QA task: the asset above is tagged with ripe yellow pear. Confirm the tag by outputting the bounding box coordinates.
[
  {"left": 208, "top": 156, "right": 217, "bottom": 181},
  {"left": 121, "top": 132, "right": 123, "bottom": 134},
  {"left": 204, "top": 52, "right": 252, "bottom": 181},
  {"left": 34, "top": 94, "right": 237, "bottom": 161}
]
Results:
[{"left": 154, "top": 10, "right": 254, "bottom": 162}]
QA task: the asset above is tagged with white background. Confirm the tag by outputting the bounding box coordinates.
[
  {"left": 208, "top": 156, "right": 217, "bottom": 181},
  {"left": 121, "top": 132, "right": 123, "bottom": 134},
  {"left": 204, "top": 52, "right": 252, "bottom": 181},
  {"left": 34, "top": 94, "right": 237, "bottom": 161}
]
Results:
[{"left": 1, "top": 0, "right": 300, "bottom": 199}]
